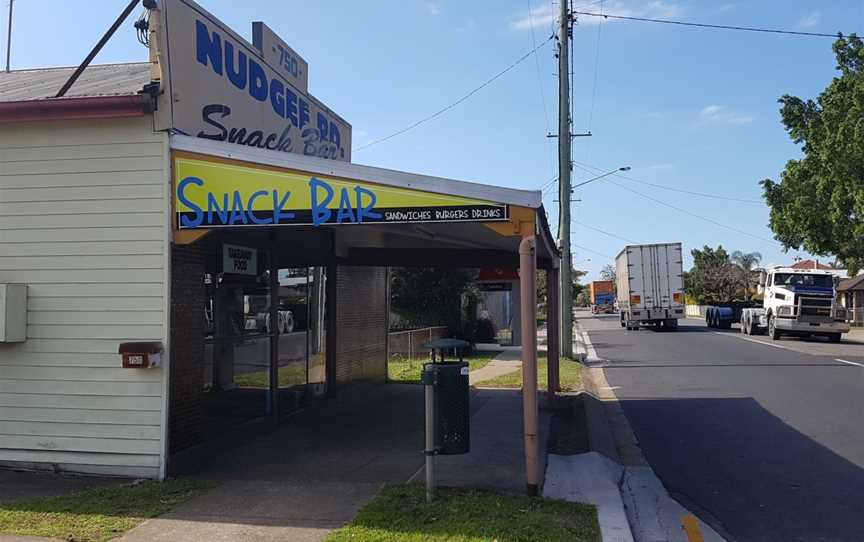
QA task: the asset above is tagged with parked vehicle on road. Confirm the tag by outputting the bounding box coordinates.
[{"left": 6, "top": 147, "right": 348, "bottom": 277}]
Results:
[
  {"left": 590, "top": 280, "right": 616, "bottom": 314},
  {"left": 616, "top": 243, "right": 685, "bottom": 330},
  {"left": 741, "top": 267, "right": 848, "bottom": 341},
  {"left": 255, "top": 305, "right": 295, "bottom": 334}
]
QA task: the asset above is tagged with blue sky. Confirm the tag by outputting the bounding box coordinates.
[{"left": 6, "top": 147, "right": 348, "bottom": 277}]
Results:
[{"left": 3, "top": 0, "right": 862, "bottom": 280}]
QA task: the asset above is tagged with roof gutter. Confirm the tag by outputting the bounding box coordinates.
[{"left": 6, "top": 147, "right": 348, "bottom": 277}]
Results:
[{"left": 0, "top": 94, "right": 150, "bottom": 124}]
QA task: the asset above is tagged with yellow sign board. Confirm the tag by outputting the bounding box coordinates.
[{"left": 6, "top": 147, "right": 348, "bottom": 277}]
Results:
[{"left": 173, "top": 154, "right": 509, "bottom": 229}]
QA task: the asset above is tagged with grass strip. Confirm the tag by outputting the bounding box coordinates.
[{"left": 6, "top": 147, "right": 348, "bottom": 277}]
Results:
[
  {"left": 474, "top": 357, "right": 582, "bottom": 392},
  {"left": 234, "top": 362, "right": 307, "bottom": 388},
  {"left": 0, "top": 479, "right": 215, "bottom": 542},
  {"left": 325, "top": 484, "right": 600, "bottom": 542},
  {"left": 388, "top": 353, "right": 495, "bottom": 384}
]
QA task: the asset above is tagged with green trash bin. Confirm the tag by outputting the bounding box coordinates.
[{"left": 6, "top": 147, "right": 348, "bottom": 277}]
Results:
[{"left": 422, "top": 361, "right": 470, "bottom": 455}]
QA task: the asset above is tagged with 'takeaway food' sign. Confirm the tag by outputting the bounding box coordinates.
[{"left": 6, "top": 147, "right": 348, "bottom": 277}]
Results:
[
  {"left": 173, "top": 155, "right": 509, "bottom": 229},
  {"left": 223, "top": 244, "right": 257, "bottom": 275}
]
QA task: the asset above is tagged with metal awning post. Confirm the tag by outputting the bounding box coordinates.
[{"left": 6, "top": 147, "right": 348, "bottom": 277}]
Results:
[
  {"left": 520, "top": 233, "right": 539, "bottom": 496},
  {"left": 547, "top": 265, "right": 560, "bottom": 394}
]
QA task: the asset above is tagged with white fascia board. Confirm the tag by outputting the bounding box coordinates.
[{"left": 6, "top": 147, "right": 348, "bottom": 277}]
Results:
[{"left": 169, "top": 134, "right": 542, "bottom": 209}]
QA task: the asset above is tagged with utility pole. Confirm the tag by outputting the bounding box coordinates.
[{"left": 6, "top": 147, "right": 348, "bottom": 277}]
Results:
[
  {"left": 5, "top": 0, "right": 13, "bottom": 73},
  {"left": 557, "top": 0, "right": 573, "bottom": 358}
]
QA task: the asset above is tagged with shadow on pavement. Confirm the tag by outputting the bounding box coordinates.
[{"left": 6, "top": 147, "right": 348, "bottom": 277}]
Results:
[
  {"left": 618, "top": 396, "right": 864, "bottom": 542},
  {"left": 0, "top": 384, "right": 550, "bottom": 542},
  {"left": 1, "top": 384, "right": 554, "bottom": 542}
]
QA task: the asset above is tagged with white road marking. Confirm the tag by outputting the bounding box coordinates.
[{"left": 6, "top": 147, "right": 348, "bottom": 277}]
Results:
[
  {"left": 712, "top": 332, "right": 791, "bottom": 350},
  {"left": 834, "top": 358, "right": 864, "bottom": 368},
  {"left": 580, "top": 327, "right": 602, "bottom": 362},
  {"left": 713, "top": 332, "right": 864, "bottom": 367}
]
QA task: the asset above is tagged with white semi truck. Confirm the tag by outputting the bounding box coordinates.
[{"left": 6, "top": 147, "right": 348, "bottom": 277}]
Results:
[
  {"left": 740, "top": 266, "right": 849, "bottom": 341},
  {"left": 615, "top": 243, "right": 685, "bottom": 330}
]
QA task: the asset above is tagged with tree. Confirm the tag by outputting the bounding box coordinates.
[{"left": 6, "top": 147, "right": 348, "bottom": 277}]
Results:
[
  {"left": 575, "top": 291, "right": 589, "bottom": 307},
  {"left": 572, "top": 268, "right": 588, "bottom": 305},
  {"left": 730, "top": 250, "right": 762, "bottom": 300},
  {"left": 537, "top": 268, "right": 588, "bottom": 310},
  {"left": 390, "top": 268, "right": 478, "bottom": 334},
  {"left": 761, "top": 34, "right": 864, "bottom": 274},
  {"left": 599, "top": 264, "right": 616, "bottom": 286},
  {"left": 685, "top": 245, "right": 741, "bottom": 304}
]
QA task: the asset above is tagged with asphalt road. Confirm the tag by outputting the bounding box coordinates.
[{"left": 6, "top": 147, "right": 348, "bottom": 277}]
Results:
[{"left": 578, "top": 313, "right": 864, "bottom": 542}]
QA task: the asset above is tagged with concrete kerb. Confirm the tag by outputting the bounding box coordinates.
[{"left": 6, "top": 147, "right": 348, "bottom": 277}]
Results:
[
  {"left": 561, "top": 324, "right": 727, "bottom": 542},
  {"left": 542, "top": 328, "right": 636, "bottom": 542},
  {"left": 543, "top": 453, "right": 632, "bottom": 542}
]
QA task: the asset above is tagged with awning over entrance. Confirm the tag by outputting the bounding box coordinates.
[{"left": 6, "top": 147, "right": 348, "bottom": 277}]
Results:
[
  {"left": 170, "top": 135, "right": 559, "bottom": 270},
  {"left": 168, "top": 134, "right": 560, "bottom": 496}
]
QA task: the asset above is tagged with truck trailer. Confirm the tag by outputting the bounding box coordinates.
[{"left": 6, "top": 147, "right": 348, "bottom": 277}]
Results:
[
  {"left": 615, "top": 243, "right": 685, "bottom": 330},
  {"left": 589, "top": 280, "right": 615, "bottom": 314}
]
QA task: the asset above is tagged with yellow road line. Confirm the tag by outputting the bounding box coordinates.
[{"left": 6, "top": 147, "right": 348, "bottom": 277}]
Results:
[{"left": 682, "top": 515, "right": 705, "bottom": 542}]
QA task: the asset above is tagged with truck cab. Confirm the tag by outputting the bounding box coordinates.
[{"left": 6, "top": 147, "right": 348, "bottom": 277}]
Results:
[{"left": 742, "top": 266, "right": 849, "bottom": 341}]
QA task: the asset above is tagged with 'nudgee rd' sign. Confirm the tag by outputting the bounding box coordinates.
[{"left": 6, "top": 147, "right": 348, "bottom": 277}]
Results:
[{"left": 152, "top": 0, "right": 352, "bottom": 162}]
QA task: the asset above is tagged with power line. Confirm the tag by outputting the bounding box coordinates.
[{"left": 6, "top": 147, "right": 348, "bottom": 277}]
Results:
[
  {"left": 584, "top": 0, "right": 603, "bottom": 132},
  {"left": 570, "top": 162, "right": 779, "bottom": 243},
  {"left": 354, "top": 34, "right": 555, "bottom": 152},
  {"left": 572, "top": 11, "right": 847, "bottom": 38},
  {"left": 573, "top": 219, "right": 637, "bottom": 244},
  {"left": 571, "top": 159, "right": 763, "bottom": 203},
  {"left": 572, "top": 0, "right": 606, "bottom": 10},
  {"left": 540, "top": 175, "right": 557, "bottom": 190},
  {"left": 527, "top": 0, "right": 556, "bottom": 184},
  {"left": 572, "top": 243, "right": 614, "bottom": 259},
  {"left": 569, "top": 0, "right": 575, "bottom": 141},
  {"left": 527, "top": 0, "right": 551, "bottom": 134},
  {"left": 604, "top": 176, "right": 781, "bottom": 245},
  {"left": 540, "top": 176, "right": 558, "bottom": 194}
]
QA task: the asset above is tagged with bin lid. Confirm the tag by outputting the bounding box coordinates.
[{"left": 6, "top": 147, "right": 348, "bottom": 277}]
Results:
[{"left": 424, "top": 338, "right": 469, "bottom": 350}]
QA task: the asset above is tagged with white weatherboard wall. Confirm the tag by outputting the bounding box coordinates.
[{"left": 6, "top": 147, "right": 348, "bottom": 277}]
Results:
[{"left": 0, "top": 117, "right": 169, "bottom": 478}]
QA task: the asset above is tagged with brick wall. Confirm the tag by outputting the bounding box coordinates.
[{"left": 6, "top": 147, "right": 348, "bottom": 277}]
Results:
[
  {"left": 169, "top": 245, "right": 207, "bottom": 453},
  {"left": 335, "top": 266, "right": 388, "bottom": 383}
]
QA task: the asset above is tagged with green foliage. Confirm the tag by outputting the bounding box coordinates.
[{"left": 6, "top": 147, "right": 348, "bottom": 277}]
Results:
[
  {"left": 473, "top": 356, "right": 583, "bottom": 392},
  {"left": 387, "top": 353, "right": 495, "bottom": 384},
  {"left": 572, "top": 268, "right": 588, "bottom": 305},
  {"left": 538, "top": 268, "right": 588, "bottom": 310},
  {"left": 575, "top": 290, "right": 590, "bottom": 307},
  {"left": 730, "top": 250, "right": 763, "bottom": 300},
  {"left": 0, "top": 479, "right": 214, "bottom": 542},
  {"left": 599, "top": 264, "right": 616, "bottom": 285},
  {"left": 762, "top": 34, "right": 864, "bottom": 274},
  {"left": 390, "top": 268, "right": 478, "bottom": 333},
  {"left": 685, "top": 245, "right": 742, "bottom": 304},
  {"left": 325, "top": 484, "right": 600, "bottom": 542}
]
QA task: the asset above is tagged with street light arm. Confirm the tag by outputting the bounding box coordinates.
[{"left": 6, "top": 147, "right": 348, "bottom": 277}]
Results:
[{"left": 572, "top": 167, "right": 631, "bottom": 189}]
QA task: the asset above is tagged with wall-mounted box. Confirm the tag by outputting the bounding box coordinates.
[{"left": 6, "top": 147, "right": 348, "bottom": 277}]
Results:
[
  {"left": 0, "top": 284, "right": 27, "bottom": 343},
  {"left": 119, "top": 342, "right": 163, "bottom": 369}
]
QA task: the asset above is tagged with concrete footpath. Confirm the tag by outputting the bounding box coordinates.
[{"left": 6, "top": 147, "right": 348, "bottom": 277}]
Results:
[
  {"left": 468, "top": 349, "right": 521, "bottom": 385},
  {"left": 0, "top": 383, "right": 548, "bottom": 542},
  {"left": 543, "top": 321, "right": 726, "bottom": 542},
  {"left": 121, "top": 385, "right": 542, "bottom": 542}
]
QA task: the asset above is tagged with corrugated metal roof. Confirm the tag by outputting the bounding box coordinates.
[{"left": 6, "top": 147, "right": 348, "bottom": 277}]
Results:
[{"left": 0, "top": 62, "right": 151, "bottom": 102}]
